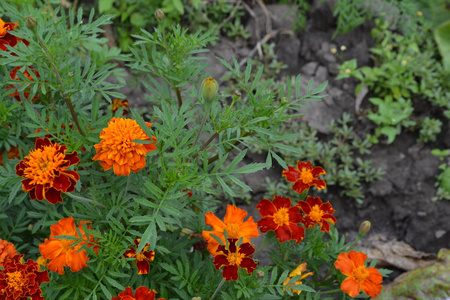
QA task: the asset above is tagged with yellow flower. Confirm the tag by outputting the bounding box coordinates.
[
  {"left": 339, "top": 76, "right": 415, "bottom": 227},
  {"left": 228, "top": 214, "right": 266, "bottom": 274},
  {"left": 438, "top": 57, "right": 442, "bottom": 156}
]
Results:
[
  {"left": 401, "top": 60, "right": 407, "bottom": 66},
  {"left": 93, "top": 118, "right": 157, "bottom": 176},
  {"left": 417, "top": 11, "right": 423, "bottom": 17},
  {"left": 331, "top": 48, "right": 337, "bottom": 54},
  {"left": 340, "top": 45, "right": 347, "bottom": 51},
  {"left": 345, "top": 68, "right": 351, "bottom": 74},
  {"left": 283, "top": 263, "right": 313, "bottom": 295}
]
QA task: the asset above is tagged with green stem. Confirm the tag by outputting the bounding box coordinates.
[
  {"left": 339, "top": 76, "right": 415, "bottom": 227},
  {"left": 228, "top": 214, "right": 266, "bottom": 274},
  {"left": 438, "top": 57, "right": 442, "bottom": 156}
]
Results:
[
  {"left": 321, "top": 288, "right": 341, "bottom": 295},
  {"left": 210, "top": 278, "right": 226, "bottom": 300},
  {"left": 66, "top": 193, "right": 106, "bottom": 207},
  {"left": 192, "top": 105, "right": 210, "bottom": 148},
  {"left": 35, "top": 33, "right": 85, "bottom": 137},
  {"left": 346, "top": 234, "right": 363, "bottom": 251}
]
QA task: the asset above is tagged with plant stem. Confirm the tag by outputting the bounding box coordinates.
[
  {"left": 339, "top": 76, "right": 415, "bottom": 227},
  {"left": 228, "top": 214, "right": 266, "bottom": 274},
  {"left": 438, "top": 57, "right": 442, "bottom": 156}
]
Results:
[
  {"left": 66, "top": 193, "right": 106, "bottom": 207},
  {"left": 192, "top": 105, "right": 210, "bottom": 148},
  {"left": 321, "top": 288, "right": 341, "bottom": 294},
  {"left": 199, "top": 132, "right": 218, "bottom": 152},
  {"left": 36, "top": 34, "right": 85, "bottom": 137},
  {"left": 210, "top": 278, "right": 226, "bottom": 300},
  {"left": 207, "top": 131, "right": 253, "bottom": 165}
]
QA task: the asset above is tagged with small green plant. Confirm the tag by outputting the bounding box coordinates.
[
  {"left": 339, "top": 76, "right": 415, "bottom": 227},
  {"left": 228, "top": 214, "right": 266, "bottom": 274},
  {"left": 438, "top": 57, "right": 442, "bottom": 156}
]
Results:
[
  {"left": 431, "top": 149, "right": 450, "bottom": 201},
  {"left": 418, "top": 117, "right": 442, "bottom": 143}
]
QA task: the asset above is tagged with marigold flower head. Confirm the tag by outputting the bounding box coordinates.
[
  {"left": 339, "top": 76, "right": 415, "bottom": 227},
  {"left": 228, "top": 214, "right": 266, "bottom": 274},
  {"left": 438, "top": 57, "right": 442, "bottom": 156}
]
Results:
[
  {"left": 0, "top": 146, "right": 20, "bottom": 166},
  {"left": 256, "top": 195, "right": 305, "bottom": 244},
  {"left": 202, "top": 205, "right": 260, "bottom": 256},
  {"left": 283, "top": 262, "right": 314, "bottom": 295},
  {"left": 0, "top": 254, "right": 49, "bottom": 300},
  {"left": 123, "top": 239, "right": 155, "bottom": 275},
  {"left": 0, "top": 18, "right": 29, "bottom": 51},
  {"left": 16, "top": 137, "right": 80, "bottom": 204},
  {"left": 112, "top": 286, "right": 165, "bottom": 300},
  {"left": 39, "top": 217, "right": 98, "bottom": 275},
  {"left": 0, "top": 239, "right": 18, "bottom": 268},
  {"left": 334, "top": 251, "right": 383, "bottom": 299},
  {"left": 297, "top": 196, "right": 336, "bottom": 232},
  {"left": 93, "top": 118, "right": 157, "bottom": 176},
  {"left": 111, "top": 98, "right": 129, "bottom": 116},
  {"left": 282, "top": 161, "right": 326, "bottom": 194},
  {"left": 213, "top": 239, "right": 257, "bottom": 281},
  {"left": 7, "top": 66, "right": 41, "bottom": 102}
]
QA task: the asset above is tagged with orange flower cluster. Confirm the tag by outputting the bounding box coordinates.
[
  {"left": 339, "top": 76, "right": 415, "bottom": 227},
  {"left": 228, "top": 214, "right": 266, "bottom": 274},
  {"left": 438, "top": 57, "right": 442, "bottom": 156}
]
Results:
[
  {"left": 112, "top": 286, "right": 165, "bottom": 300},
  {"left": 0, "top": 254, "right": 49, "bottom": 300},
  {"left": 283, "top": 263, "right": 313, "bottom": 295},
  {"left": 202, "top": 205, "right": 259, "bottom": 281},
  {"left": 16, "top": 137, "right": 80, "bottom": 204},
  {"left": 112, "top": 98, "right": 129, "bottom": 115},
  {"left": 335, "top": 251, "right": 383, "bottom": 298},
  {"left": 0, "top": 239, "right": 18, "bottom": 268},
  {"left": 123, "top": 239, "right": 155, "bottom": 275},
  {"left": 7, "top": 66, "right": 41, "bottom": 102},
  {"left": 39, "top": 217, "right": 98, "bottom": 274},
  {"left": 297, "top": 196, "right": 337, "bottom": 232},
  {"left": 0, "top": 18, "right": 29, "bottom": 52},
  {"left": 93, "top": 118, "right": 157, "bottom": 176},
  {"left": 0, "top": 146, "right": 20, "bottom": 166},
  {"left": 283, "top": 161, "right": 326, "bottom": 194}
]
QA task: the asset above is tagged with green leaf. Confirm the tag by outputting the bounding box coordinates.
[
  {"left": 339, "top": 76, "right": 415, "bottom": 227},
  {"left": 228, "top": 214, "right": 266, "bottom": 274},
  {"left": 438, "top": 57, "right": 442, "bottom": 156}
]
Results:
[
  {"left": 130, "top": 13, "right": 146, "bottom": 28},
  {"left": 104, "top": 276, "right": 125, "bottom": 290},
  {"left": 98, "top": 0, "right": 114, "bottom": 14},
  {"left": 232, "top": 163, "right": 266, "bottom": 174},
  {"left": 434, "top": 21, "right": 450, "bottom": 70}
]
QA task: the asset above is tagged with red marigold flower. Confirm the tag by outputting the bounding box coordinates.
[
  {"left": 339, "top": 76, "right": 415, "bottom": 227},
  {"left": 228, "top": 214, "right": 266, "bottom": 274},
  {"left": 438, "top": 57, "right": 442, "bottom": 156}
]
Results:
[
  {"left": 0, "top": 239, "right": 18, "bottom": 268},
  {"left": 283, "top": 262, "right": 314, "bottom": 295},
  {"left": 0, "top": 146, "right": 20, "bottom": 166},
  {"left": 213, "top": 239, "right": 257, "bottom": 281},
  {"left": 15, "top": 137, "right": 80, "bottom": 204},
  {"left": 123, "top": 239, "right": 155, "bottom": 275},
  {"left": 282, "top": 161, "right": 326, "bottom": 194},
  {"left": 7, "top": 66, "right": 41, "bottom": 102},
  {"left": 39, "top": 217, "right": 98, "bottom": 275},
  {"left": 0, "top": 254, "right": 49, "bottom": 300},
  {"left": 112, "top": 98, "right": 129, "bottom": 116},
  {"left": 202, "top": 205, "right": 260, "bottom": 256},
  {"left": 334, "top": 251, "right": 383, "bottom": 299},
  {"left": 93, "top": 118, "right": 157, "bottom": 176},
  {"left": 111, "top": 286, "right": 165, "bottom": 300},
  {"left": 256, "top": 195, "right": 305, "bottom": 244},
  {"left": 297, "top": 196, "right": 337, "bottom": 232},
  {"left": 0, "top": 18, "right": 29, "bottom": 52}
]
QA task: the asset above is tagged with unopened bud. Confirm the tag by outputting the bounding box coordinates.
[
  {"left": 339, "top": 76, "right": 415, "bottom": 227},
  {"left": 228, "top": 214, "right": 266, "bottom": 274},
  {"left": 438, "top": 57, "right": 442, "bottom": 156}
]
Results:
[
  {"left": 234, "top": 90, "right": 241, "bottom": 97},
  {"left": 191, "top": 297, "right": 201, "bottom": 300},
  {"left": 281, "top": 97, "right": 288, "bottom": 104},
  {"left": 155, "top": 9, "right": 165, "bottom": 22},
  {"left": 25, "top": 15, "right": 37, "bottom": 30},
  {"left": 28, "top": 223, "right": 34, "bottom": 231},
  {"left": 358, "top": 221, "right": 371, "bottom": 236},
  {"left": 201, "top": 77, "right": 219, "bottom": 103},
  {"left": 256, "top": 270, "right": 265, "bottom": 278}
]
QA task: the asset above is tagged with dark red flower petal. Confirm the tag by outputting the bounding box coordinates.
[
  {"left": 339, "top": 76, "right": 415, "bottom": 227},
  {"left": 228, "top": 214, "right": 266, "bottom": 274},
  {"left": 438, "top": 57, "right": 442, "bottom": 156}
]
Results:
[
  {"left": 213, "top": 254, "right": 229, "bottom": 270},
  {"left": 53, "top": 174, "right": 72, "bottom": 191},
  {"left": 289, "top": 224, "right": 305, "bottom": 243},
  {"left": 238, "top": 242, "right": 255, "bottom": 256},
  {"left": 272, "top": 195, "right": 292, "bottom": 209},
  {"left": 312, "top": 178, "right": 326, "bottom": 190},
  {"left": 292, "top": 180, "right": 309, "bottom": 194},
  {"left": 305, "top": 196, "right": 322, "bottom": 207},
  {"left": 274, "top": 225, "right": 292, "bottom": 243},
  {"left": 287, "top": 206, "right": 303, "bottom": 224},
  {"left": 222, "top": 264, "right": 239, "bottom": 281},
  {"left": 136, "top": 259, "right": 150, "bottom": 274},
  {"left": 256, "top": 199, "right": 277, "bottom": 216},
  {"left": 311, "top": 166, "right": 326, "bottom": 177},
  {"left": 282, "top": 166, "right": 300, "bottom": 182},
  {"left": 257, "top": 216, "right": 278, "bottom": 233},
  {"left": 45, "top": 188, "right": 63, "bottom": 204},
  {"left": 239, "top": 257, "right": 257, "bottom": 274}
]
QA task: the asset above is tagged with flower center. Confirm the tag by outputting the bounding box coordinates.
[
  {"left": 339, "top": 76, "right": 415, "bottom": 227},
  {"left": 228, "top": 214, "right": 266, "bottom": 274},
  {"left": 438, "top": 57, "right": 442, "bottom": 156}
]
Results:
[
  {"left": 24, "top": 146, "right": 66, "bottom": 185},
  {"left": 224, "top": 223, "right": 240, "bottom": 238},
  {"left": 60, "top": 239, "right": 76, "bottom": 252},
  {"left": 299, "top": 168, "right": 314, "bottom": 184},
  {"left": 352, "top": 265, "right": 369, "bottom": 283},
  {"left": 226, "top": 251, "right": 245, "bottom": 266},
  {"left": 308, "top": 205, "right": 324, "bottom": 222},
  {"left": 273, "top": 208, "right": 290, "bottom": 226},
  {"left": 6, "top": 271, "right": 25, "bottom": 292}
]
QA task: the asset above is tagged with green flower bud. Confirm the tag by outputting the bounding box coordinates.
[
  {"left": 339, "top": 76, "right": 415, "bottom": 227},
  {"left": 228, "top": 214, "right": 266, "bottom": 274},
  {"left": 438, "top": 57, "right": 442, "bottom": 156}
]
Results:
[
  {"left": 358, "top": 220, "right": 371, "bottom": 236},
  {"left": 201, "top": 77, "right": 219, "bottom": 103},
  {"left": 25, "top": 15, "right": 37, "bottom": 30},
  {"left": 155, "top": 9, "right": 165, "bottom": 22},
  {"left": 256, "top": 270, "right": 265, "bottom": 278}
]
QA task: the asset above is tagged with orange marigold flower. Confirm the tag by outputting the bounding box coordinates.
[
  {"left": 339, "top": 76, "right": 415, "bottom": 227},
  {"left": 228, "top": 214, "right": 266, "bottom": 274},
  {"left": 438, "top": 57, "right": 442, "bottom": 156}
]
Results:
[
  {"left": 213, "top": 239, "right": 258, "bottom": 281},
  {"left": 256, "top": 195, "right": 305, "bottom": 244},
  {"left": 35, "top": 256, "right": 48, "bottom": 272},
  {"left": 39, "top": 217, "right": 98, "bottom": 275},
  {"left": 93, "top": 117, "right": 157, "bottom": 176},
  {"left": 7, "top": 66, "right": 41, "bottom": 102},
  {"left": 282, "top": 161, "right": 326, "bottom": 194},
  {"left": 15, "top": 137, "right": 80, "bottom": 204},
  {"left": 112, "top": 98, "right": 129, "bottom": 115},
  {"left": 111, "top": 286, "right": 165, "bottom": 300},
  {"left": 202, "top": 204, "right": 260, "bottom": 256},
  {"left": 0, "top": 239, "right": 18, "bottom": 268},
  {"left": 297, "top": 196, "right": 337, "bottom": 232},
  {"left": 0, "top": 18, "right": 29, "bottom": 52},
  {"left": 283, "top": 262, "right": 314, "bottom": 295},
  {"left": 123, "top": 239, "right": 155, "bottom": 275},
  {"left": 0, "top": 254, "right": 49, "bottom": 300},
  {"left": 0, "top": 146, "right": 20, "bottom": 166},
  {"left": 334, "top": 251, "right": 383, "bottom": 299}
]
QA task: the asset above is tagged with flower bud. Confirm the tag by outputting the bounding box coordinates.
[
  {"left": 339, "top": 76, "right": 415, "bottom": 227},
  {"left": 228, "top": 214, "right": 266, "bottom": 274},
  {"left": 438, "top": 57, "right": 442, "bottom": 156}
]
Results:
[
  {"left": 358, "top": 221, "right": 371, "bottom": 236},
  {"left": 256, "top": 270, "right": 265, "bottom": 278},
  {"left": 201, "top": 77, "right": 219, "bottom": 103},
  {"left": 155, "top": 9, "right": 165, "bottom": 22},
  {"left": 191, "top": 297, "right": 201, "bottom": 300},
  {"left": 281, "top": 97, "right": 288, "bottom": 104},
  {"left": 25, "top": 15, "right": 37, "bottom": 30}
]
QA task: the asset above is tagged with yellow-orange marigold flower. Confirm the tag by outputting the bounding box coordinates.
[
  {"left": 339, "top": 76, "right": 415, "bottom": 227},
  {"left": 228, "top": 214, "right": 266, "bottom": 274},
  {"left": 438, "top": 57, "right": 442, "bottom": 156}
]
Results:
[
  {"left": 112, "top": 98, "right": 129, "bottom": 115},
  {"left": 16, "top": 137, "right": 80, "bottom": 204},
  {"left": 335, "top": 251, "right": 383, "bottom": 298},
  {"left": 202, "top": 205, "right": 260, "bottom": 256},
  {"left": 0, "top": 239, "right": 18, "bottom": 268},
  {"left": 39, "top": 217, "right": 98, "bottom": 275},
  {"left": 0, "top": 146, "right": 20, "bottom": 166},
  {"left": 93, "top": 118, "right": 157, "bottom": 176},
  {"left": 283, "top": 262, "right": 313, "bottom": 295}
]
